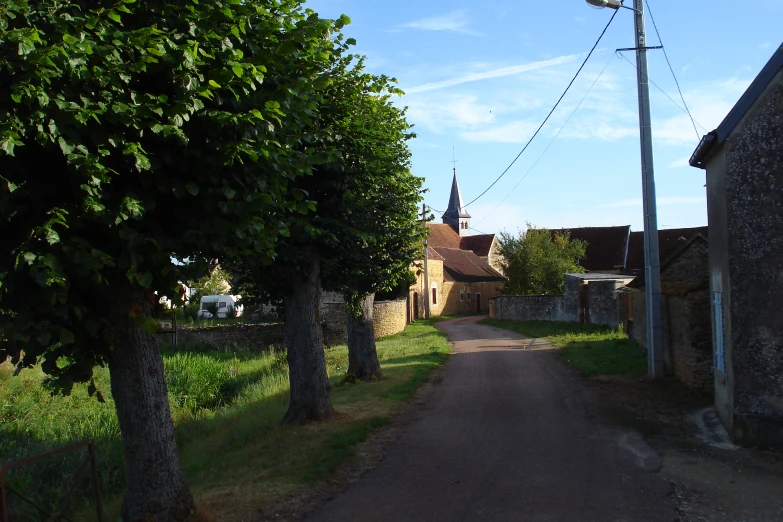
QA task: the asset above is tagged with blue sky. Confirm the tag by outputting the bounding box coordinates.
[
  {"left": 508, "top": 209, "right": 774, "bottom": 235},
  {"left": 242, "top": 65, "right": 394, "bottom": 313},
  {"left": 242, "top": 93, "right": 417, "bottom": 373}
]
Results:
[{"left": 305, "top": 0, "right": 782, "bottom": 235}]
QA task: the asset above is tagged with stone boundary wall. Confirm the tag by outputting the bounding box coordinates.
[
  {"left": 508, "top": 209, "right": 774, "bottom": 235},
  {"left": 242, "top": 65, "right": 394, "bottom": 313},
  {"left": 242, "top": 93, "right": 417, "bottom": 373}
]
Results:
[
  {"left": 489, "top": 295, "right": 566, "bottom": 322},
  {"left": 372, "top": 299, "right": 407, "bottom": 338},
  {"left": 588, "top": 280, "right": 621, "bottom": 329},
  {"left": 163, "top": 299, "right": 409, "bottom": 350},
  {"left": 157, "top": 323, "right": 285, "bottom": 351}
]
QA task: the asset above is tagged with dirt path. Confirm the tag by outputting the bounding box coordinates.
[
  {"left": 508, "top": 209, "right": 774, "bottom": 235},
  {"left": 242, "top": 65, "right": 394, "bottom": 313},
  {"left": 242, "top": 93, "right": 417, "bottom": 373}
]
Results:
[{"left": 304, "top": 316, "right": 676, "bottom": 521}]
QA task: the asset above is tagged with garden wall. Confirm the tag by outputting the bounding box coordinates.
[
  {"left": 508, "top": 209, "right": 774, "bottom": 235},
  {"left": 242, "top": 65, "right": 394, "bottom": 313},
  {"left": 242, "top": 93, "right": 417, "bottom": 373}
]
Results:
[
  {"left": 489, "top": 295, "right": 566, "bottom": 322},
  {"left": 157, "top": 323, "right": 285, "bottom": 351}
]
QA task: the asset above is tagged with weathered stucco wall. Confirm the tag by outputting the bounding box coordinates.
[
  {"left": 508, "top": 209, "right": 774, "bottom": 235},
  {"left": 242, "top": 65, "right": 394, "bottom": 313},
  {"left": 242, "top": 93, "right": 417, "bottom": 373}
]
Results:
[
  {"left": 489, "top": 295, "right": 565, "bottom": 322},
  {"left": 722, "top": 71, "right": 783, "bottom": 446},
  {"left": 588, "top": 280, "right": 620, "bottom": 328}
]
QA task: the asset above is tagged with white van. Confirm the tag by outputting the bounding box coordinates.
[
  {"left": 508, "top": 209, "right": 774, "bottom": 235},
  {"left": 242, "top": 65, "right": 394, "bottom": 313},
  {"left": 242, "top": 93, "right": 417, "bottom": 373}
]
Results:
[{"left": 199, "top": 295, "right": 243, "bottom": 319}]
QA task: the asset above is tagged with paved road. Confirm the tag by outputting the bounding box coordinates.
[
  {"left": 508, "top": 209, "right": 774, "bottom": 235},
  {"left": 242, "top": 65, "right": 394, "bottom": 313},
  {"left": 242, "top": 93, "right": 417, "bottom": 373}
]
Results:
[{"left": 306, "top": 316, "right": 675, "bottom": 521}]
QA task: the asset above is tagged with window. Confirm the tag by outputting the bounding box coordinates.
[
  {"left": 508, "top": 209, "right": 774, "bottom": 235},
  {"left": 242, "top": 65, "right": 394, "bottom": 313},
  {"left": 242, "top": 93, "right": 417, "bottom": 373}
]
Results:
[
  {"left": 219, "top": 302, "right": 227, "bottom": 308},
  {"left": 432, "top": 287, "right": 438, "bottom": 306},
  {"left": 460, "top": 292, "right": 464, "bottom": 301}
]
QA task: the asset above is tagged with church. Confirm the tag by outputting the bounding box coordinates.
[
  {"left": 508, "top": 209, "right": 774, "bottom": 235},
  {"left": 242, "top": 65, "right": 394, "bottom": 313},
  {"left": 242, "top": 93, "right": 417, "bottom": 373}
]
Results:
[{"left": 409, "top": 173, "right": 506, "bottom": 319}]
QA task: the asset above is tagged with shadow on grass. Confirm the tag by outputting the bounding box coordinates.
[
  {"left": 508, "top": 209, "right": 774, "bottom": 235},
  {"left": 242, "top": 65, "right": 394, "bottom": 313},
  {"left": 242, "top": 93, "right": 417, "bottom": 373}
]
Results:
[{"left": 481, "top": 318, "right": 646, "bottom": 376}]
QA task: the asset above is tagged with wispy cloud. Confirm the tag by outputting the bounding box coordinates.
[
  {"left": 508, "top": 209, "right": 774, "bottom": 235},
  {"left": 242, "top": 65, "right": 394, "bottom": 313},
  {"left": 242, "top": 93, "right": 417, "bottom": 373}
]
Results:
[
  {"left": 600, "top": 196, "right": 706, "bottom": 208},
  {"left": 399, "top": 10, "right": 482, "bottom": 36},
  {"left": 405, "top": 55, "right": 579, "bottom": 94}
]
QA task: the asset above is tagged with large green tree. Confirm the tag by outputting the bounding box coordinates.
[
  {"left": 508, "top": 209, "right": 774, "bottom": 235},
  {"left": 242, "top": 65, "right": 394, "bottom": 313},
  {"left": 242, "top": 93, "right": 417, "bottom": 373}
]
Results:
[
  {"left": 499, "top": 225, "right": 587, "bottom": 295},
  {"left": 0, "top": 1, "right": 342, "bottom": 519}
]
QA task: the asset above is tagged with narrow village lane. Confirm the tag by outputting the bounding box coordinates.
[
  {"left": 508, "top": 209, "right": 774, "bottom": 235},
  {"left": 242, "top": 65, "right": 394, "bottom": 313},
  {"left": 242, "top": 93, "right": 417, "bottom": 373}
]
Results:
[{"left": 306, "top": 316, "right": 676, "bottom": 521}]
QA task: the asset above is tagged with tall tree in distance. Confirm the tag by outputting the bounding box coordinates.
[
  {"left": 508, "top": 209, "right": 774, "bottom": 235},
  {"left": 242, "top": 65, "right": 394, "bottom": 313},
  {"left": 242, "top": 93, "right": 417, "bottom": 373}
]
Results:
[
  {"left": 499, "top": 225, "right": 587, "bottom": 295},
  {"left": 0, "top": 1, "right": 342, "bottom": 519}
]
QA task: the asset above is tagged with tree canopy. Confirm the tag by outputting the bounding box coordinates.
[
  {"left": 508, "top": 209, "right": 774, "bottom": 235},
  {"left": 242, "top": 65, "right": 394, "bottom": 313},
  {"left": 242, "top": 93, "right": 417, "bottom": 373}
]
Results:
[{"left": 499, "top": 225, "right": 587, "bottom": 295}]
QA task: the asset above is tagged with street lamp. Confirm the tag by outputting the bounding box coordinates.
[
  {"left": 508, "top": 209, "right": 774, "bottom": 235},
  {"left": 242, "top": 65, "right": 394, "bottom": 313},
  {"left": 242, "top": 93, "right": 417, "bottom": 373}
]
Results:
[{"left": 587, "top": 0, "right": 665, "bottom": 378}]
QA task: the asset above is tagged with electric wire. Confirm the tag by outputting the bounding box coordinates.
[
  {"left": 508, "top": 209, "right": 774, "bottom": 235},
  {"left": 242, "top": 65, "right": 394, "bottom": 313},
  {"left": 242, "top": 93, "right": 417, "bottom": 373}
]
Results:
[
  {"left": 427, "top": 206, "right": 490, "bottom": 235},
  {"left": 473, "top": 51, "right": 618, "bottom": 227},
  {"left": 460, "top": 8, "right": 619, "bottom": 210},
  {"left": 616, "top": 52, "right": 708, "bottom": 133},
  {"left": 644, "top": 0, "right": 701, "bottom": 141}
]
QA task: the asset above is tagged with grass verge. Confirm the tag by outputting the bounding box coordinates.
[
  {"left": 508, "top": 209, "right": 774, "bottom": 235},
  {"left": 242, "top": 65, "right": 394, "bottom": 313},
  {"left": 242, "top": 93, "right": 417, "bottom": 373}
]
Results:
[
  {"left": 0, "top": 320, "right": 449, "bottom": 521},
  {"left": 481, "top": 319, "right": 646, "bottom": 376}
]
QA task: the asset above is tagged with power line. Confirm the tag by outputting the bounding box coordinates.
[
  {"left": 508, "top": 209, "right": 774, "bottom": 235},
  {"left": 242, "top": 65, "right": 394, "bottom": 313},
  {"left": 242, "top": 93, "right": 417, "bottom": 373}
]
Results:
[
  {"left": 427, "top": 206, "right": 490, "bottom": 235},
  {"left": 644, "top": 0, "right": 701, "bottom": 141},
  {"left": 474, "top": 51, "right": 618, "bottom": 227},
  {"left": 461, "top": 8, "right": 619, "bottom": 209},
  {"left": 616, "top": 52, "right": 708, "bottom": 133}
]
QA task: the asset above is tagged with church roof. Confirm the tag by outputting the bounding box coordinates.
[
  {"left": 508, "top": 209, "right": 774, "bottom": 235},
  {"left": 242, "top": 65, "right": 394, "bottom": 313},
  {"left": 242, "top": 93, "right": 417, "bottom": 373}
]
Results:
[
  {"left": 433, "top": 247, "right": 506, "bottom": 283},
  {"left": 442, "top": 172, "right": 471, "bottom": 220},
  {"left": 427, "top": 223, "right": 462, "bottom": 249},
  {"left": 460, "top": 234, "right": 495, "bottom": 257}
]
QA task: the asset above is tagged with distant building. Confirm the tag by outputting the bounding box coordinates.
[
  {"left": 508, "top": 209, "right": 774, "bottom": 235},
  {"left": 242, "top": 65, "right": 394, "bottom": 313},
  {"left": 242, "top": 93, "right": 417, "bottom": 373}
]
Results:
[
  {"left": 410, "top": 173, "right": 505, "bottom": 318},
  {"left": 690, "top": 42, "right": 783, "bottom": 448}
]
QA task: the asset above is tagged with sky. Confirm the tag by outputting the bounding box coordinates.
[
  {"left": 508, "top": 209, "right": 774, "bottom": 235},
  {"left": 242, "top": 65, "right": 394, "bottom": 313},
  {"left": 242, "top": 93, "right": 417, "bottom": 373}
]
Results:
[{"left": 304, "top": 0, "right": 782, "bottom": 236}]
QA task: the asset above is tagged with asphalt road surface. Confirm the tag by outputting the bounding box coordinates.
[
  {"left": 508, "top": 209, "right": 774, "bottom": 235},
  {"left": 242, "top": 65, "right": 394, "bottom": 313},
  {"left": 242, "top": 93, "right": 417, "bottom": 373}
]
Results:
[{"left": 306, "top": 316, "right": 675, "bottom": 521}]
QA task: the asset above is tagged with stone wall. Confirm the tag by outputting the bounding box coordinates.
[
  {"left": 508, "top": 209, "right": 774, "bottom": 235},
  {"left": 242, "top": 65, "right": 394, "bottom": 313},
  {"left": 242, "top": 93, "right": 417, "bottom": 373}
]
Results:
[
  {"left": 588, "top": 280, "right": 620, "bottom": 328},
  {"left": 321, "top": 296, "right": 408, "bottom": 345},
  {"left": 439, "top": 280, "right": 504, "bottom": 316},
  {"left": 563, "top": 275, "right": 582, "bottom": 322},
  {"left": 157, "top": 323, "right": 285, "bottom": 351},
  {"left": 629, "top": 287, "right": 713, "bottom": 392},
  {"left": 723, "top": 70, "right": 783, "bottom": 445},
  {"left": 372, "top": 299, "right": 407, "bottom": 338},
  {"left": 489, "top": 295, "right": 565, "bottom": 322}
]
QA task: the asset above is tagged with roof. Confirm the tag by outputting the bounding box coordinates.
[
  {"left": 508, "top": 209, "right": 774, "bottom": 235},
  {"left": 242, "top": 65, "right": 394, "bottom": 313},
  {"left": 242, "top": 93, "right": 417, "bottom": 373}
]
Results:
[
  {"left": 565, "top": 273, "right": 634, "bottom": 282},
  {"left": 690, "top": 43, "right": 783, "bottom": 169},
  {"left": 442, "top": 172, "right": 471, "bottom": 220},
  {"left": 549, "top": 226, "right": 631, "bottom": 271},
  {"left": 427, "top": 224, "right": 496, "bottom": 257},
  {"left": 426, "top": 223, "right": 462, "bottom": 249},
  {"left": 625, "top": 226, "right": 708, "bottom": 274},
  {"left": 628, "top": 234, "right": 708, "bottom": 289},
  {"left": 460, "top": 234, "right": 495, "bottom": 257},
  {"left": 431, "top": 247, "right": 506, "bottom": 283}
]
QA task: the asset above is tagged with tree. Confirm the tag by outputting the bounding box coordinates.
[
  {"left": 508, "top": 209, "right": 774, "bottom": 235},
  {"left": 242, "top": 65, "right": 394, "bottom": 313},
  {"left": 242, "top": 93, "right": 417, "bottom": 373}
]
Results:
[
  {"left": 233, "top": 55, "right": 422, "bottom": 415},
  {"left": 321, "top": 71, "right": 423, "bottom": 382},
  {"left": 499, "top": 225, "right": 587, "bottom": 295},
  {"left": 0, "top": 1, "right": 342, "bottom": 519}
]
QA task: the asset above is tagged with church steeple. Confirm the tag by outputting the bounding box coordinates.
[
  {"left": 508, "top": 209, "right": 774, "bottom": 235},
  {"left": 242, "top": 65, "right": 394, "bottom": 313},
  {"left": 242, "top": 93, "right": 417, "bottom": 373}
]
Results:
[{"left": 442, "top": 170, "right": 471, "bottom": 236}]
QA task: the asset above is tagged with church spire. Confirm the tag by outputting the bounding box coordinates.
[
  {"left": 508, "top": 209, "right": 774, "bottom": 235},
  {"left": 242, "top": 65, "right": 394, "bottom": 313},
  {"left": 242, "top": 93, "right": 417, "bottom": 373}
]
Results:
[{"left": 442, "top": 160, "right": 471, "bottom": 236}]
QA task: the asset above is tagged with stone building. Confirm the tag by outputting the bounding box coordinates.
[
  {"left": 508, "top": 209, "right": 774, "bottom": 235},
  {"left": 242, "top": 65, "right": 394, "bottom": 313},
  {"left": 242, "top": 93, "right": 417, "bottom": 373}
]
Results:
[
  {"left": 550, "top": 226, "right": 631, "bottom": 274},
  {"left": 410, "top": 173, "right": 506, "bottom": 318},
  {"left": 689, "top": 43, "right": 783, "bottom": 447},
  {"left": 626, "top": 235, "right": 712, "bottom": 392}
]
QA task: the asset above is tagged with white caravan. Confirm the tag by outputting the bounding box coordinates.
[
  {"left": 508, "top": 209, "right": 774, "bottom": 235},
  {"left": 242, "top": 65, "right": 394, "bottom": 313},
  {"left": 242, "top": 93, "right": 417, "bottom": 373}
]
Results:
[{"left": 199, "top": 295, "right": 243, "bottom": 319}]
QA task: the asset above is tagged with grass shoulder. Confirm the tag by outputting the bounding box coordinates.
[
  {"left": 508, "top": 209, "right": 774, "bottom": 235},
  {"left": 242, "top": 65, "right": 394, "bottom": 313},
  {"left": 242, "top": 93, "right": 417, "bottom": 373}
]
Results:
[
  {"left": 481, "top": 318, "right": 646, "bottom": 376},
  {"left": 0, "top": 320, "right": 449, "bottom": 520}
]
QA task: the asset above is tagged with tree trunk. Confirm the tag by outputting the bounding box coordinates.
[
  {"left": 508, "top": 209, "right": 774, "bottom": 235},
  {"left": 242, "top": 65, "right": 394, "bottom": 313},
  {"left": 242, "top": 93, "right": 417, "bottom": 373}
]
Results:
[
  {"left": 346, "top": 293, "right": 382, "bottom": 381},
  {"left": 107, "top": 290, "right": 194, "bottom": 522},
  {"left": 282, "top": 260, "right": 334, "bottom": 423}
]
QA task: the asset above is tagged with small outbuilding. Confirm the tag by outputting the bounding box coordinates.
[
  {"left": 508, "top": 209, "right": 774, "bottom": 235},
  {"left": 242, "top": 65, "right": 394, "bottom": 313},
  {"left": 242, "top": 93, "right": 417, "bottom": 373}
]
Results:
[{"left": 690, "top": 42, "right": 783, "bottom": 447}]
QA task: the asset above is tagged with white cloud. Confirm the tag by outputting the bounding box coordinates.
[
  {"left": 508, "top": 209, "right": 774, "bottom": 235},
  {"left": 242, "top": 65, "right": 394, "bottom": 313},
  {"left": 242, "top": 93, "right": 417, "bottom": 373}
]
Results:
[
  {"left": 460, "top": 120, "right": 540, "bottom": 143},
  {"left": 405, "top": 54, "right": 579, "bottom": 94},
  {"left": 398, "top": 10, "right": 482, "bottom": 36},
  {"left": 405, "top": 93, "right": 497, "bottom": 134}
]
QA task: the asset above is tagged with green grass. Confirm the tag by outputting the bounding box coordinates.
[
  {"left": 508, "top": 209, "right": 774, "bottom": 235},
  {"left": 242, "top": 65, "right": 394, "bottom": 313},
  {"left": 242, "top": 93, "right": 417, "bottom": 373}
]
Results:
[
  {"left": 0, "top": 320, "right": 449, "bottom": 521},
  {"left": 481, "top": 319, "right": 647, "bottom": 376}
]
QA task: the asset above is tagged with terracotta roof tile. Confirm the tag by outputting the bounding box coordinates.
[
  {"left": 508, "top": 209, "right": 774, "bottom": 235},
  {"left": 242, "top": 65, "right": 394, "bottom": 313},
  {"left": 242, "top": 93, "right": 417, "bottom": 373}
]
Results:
[
  {"left": 549, "top": 226, "right": 631, "bottom": 271},
  {"left": 426, "top": 223, "right": 462, "bottom": 249},
  {"left": 432, "top": 247, "right": 506, "bottom": 283},
  {"left": 460, "top": 234, "right": 495, "bottom": 257},
  {"left": 625, "top": 226, "right": 708, "bottom": 274}
]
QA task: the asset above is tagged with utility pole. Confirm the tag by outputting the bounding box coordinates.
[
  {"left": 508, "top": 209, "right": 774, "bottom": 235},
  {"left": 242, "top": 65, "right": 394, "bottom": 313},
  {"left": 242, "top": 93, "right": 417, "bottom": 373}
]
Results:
[
  {"left": 422, "top": 203, "right": 431, "bottom": 320},
  {"left": 633, "top": 0, "right": 664, "bottom": 378}
]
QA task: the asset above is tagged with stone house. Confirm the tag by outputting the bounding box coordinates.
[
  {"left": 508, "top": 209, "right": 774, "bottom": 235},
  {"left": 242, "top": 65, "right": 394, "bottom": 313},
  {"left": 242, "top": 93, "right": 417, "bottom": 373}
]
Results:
[
  {"left": 689, "top": 42, "right": 783, "bottom": 447},
  {"left": 410, "top": 174, "right": 506, "bottom": 318},
  {"left": 625, "top": 235, "right": 712, "bottom": 392}
]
